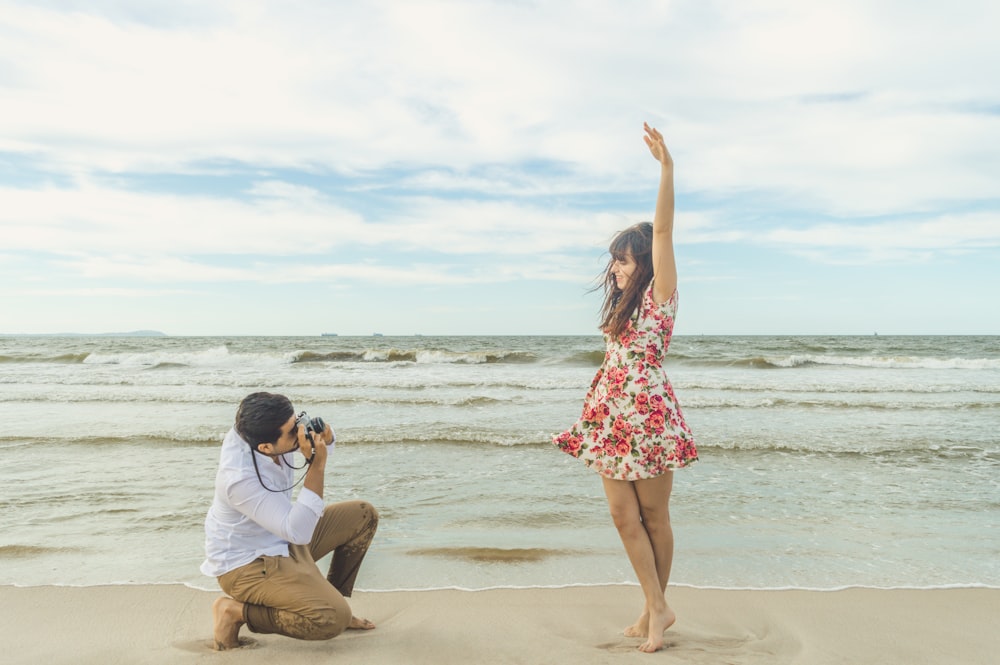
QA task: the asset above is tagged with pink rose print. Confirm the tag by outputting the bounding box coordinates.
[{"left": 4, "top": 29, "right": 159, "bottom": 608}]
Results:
[{"left": 552, "top": 283, "right": 697, "bottom": 480}]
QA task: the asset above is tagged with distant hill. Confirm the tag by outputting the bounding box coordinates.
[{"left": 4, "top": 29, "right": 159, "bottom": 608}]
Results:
[
  {"left": 2, "top": 330, "right": 167, "bottom": 337},
  {"left": 95, "top": 330, "right": 167, "bottom": 337}
]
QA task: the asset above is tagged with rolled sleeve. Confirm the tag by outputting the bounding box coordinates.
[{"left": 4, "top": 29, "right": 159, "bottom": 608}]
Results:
[
  {"left": 226, "top": 478, "right": 324, "bottom": 545},
  {"left": 296, "top": 487, "right": 325, "bottom": 516}
]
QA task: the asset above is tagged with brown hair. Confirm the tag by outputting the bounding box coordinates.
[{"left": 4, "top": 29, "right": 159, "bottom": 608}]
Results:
[{"left": 597, "top": 222, "right": 653, "bottom": 338}]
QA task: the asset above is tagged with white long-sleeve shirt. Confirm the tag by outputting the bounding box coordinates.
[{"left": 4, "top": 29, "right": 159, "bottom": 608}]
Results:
[{"left": 200, "top": 427, "right": 325, "bottom": 577}]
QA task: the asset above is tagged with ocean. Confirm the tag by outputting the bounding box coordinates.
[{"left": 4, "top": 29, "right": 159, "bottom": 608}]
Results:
[{"left": 1, "top": 334, "right": 998, "bottom": 592}]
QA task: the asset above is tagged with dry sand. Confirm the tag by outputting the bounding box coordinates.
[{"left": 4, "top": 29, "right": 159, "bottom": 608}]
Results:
[{"left": 1, "top": 584, "right": 996, "bottom": 664}]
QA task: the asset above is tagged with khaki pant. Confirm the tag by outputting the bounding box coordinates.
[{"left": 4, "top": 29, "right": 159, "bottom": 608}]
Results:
[{"left": 218, "top": 500, "right": 379, "bottom": 640}]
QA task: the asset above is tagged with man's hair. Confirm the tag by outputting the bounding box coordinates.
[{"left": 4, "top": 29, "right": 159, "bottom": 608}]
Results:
[{"left": 235, "top": 392, "right": 294, "bottom": 448}]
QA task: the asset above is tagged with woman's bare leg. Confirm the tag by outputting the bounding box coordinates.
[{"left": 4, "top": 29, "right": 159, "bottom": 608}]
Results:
[
  {"left": 633, "top": 473, "right": 676, "bottom": 646},
  {"left": 602, "top": 473, "right": 675, "bottom": 653}
]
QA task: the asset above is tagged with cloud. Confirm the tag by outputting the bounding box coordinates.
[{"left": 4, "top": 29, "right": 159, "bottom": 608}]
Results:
[
  {"left": 0, "top": 178, "right": 625, "bottom": 255},
  {"left": 1, "top": 0, "right": 997, "bottom": 334},
  {"left": 0, "top": 182, "right": 366, "bottom": 255},
  {"left": 765, "top": 213, "right": 1000, "bottom": 252},
  {"left": 1, "top": 1, "right": 997, "bottom": 224}
]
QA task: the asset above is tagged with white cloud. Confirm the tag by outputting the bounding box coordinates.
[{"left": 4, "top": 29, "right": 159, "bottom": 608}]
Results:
[
  {"left": 0, "top": 183, "right": 366, "bottom": 255},
  {"left": 1, "top": 0, "right": 997, "bottom": 333},
  {"left": 3, "top": 0, "right": 994, "bottom": 207},
  {"left": 765, "top": 213, "right": 1000, "bottom": 251},
  {"left": 0, "top": 178, "right": 633, "bottom": 258}
]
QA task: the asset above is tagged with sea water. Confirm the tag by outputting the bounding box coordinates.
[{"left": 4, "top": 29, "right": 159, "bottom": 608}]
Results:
[{"left": 1, "top": 334, "right": 997, "bottom": 591}]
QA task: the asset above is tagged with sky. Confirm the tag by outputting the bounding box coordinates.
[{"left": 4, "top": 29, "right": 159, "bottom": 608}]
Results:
[{"left": 1, "top": 0, "right": 998, "bottom": 336}]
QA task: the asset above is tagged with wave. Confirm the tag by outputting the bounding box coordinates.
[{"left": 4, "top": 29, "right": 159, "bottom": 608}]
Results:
[
  {"left": 9, "top": 341, "right": 998, "bottom": 372},
  {"left": 406, "top": 547, "right": 580, "bottom": 563},
  {"left": 671, "top": 354, "right": 1000, "bottom": 370},
  {"left": 0, "top": 435, "right": 222, "bottom": 449},
  {"left": 26, "top": 580, "right": 1000, "bottom": 593},
  {"left": 0, "top": 545, "right": 83, "bottom": 558},
  {"left": 83, "top": 345, "right": 289, "bottom": 368},
  {"left": 682, "top": 396, "right": 1000, "bottom": 410},
  {"left": 11, "top": 346, "right": 544, "bottom": 367},
  {"left": 680, "top": 381, "right": 1000, "bottom": 395},
  {"left": 292, "top": 348, "right": 539, "bottom": 365},
  {"left": 6, "top": 431, "right": 995, "bottom": 459},
  {"left": 557, "top": 350, "right": 606, "bottom": 366},
  {"left": 698, "top": 441, "right": 1000, "bottom": 459},
  {"left": 0, "top": 392, "right": 526, "bottom": 407},
  {"left": 0, "top": 352, "right": 90, "bottom": 364}
]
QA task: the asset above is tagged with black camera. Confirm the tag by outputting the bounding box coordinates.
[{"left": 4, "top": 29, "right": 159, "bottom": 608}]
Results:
[{"left": 296, "top": 412, "right": 326, "bottom": 442}]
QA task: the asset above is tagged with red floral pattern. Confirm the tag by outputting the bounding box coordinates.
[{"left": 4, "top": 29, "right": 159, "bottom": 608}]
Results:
[{"left": 553, "top": 285, "right": 698, "bottom": 479}]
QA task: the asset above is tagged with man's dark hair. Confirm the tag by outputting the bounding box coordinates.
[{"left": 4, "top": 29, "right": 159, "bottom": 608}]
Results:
[{"left": 235, "top": 392, "right": 294, "bottom": 449}]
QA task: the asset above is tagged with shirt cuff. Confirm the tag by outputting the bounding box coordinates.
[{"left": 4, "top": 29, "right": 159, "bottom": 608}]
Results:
[{"left": 297, "top": 488, "right": 325, "bottom": 517}]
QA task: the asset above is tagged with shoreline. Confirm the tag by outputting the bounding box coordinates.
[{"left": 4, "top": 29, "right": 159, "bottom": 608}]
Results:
[
  {"left": 2, "top": 584, "right": 996, "bottom": 664},
  {"left": 5, "top": 579, "right": 1000, "bottom": 592}
]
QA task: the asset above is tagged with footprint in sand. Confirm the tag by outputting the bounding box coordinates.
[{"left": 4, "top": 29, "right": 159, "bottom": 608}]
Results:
[{"left": 172, "top": 636, "right": 259, "bottom": 653}]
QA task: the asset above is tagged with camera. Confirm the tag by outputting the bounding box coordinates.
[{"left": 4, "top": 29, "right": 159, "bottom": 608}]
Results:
[{"left": 296, "top": 411, "right": 326, "bottom": 442}]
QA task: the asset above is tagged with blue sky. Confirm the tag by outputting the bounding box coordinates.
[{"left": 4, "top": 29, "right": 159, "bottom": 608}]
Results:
[{"left": 1, "top": 0, "right": 998, "bottom": 336}]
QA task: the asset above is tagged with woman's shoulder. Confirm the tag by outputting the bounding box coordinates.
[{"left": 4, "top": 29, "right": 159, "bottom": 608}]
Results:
[{"left": 643, "top": 281, "right": 678, "bottom": 314}]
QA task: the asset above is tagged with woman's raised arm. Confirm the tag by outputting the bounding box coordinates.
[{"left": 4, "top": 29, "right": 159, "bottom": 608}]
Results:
[{"left": 643, "top": 122, "right": 677, "bottom": 304}]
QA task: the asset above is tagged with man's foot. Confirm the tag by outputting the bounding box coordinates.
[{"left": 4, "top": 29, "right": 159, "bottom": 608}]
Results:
[
  {"left": 348, "top": 615, "right": 376, "bottom": 630},
  {"left": 637, "top": 606, "right": 676, "bottom": 653},
  {"left": 212, "top": 596, "right": 246, "bottom": 650}
]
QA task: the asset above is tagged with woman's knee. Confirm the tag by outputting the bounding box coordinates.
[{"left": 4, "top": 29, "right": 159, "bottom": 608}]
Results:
[
  {"left": 638, "top": 503, "right": 671, "bottom": 536},
  {"left": 608, "top": 506, "right": 643, "bottom": 535}
]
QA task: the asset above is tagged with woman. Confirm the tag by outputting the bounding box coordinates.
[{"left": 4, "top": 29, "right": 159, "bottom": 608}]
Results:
[{"left": 553, "top": 122, "right": 698, "bottom": 653}]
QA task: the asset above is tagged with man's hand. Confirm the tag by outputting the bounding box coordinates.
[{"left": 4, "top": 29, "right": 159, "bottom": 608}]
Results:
[
  {"left": 301, "top": 422, "right": 329, "bottom": 498},
  {"left": 298, "top": 423, "right": 329, "bottom": 466}
]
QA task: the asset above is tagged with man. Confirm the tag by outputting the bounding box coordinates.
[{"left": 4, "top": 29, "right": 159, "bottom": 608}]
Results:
[{"left": 201, "top": 392, "right": 379, "bottom": 650}]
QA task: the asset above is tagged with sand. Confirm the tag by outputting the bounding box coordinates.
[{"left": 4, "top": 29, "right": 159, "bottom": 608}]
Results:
[{"left": 1, "top": 584, "right": 996, "bottom": 664}]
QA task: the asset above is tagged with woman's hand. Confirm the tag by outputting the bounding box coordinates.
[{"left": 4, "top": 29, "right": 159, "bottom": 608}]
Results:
[{"left": 643, "top": 122, "right": 673, "bottom": 168}]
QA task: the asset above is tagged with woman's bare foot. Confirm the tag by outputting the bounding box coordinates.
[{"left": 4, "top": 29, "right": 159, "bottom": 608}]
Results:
[
  {"left": 212, "top": 596, "right": 246, "bottom": 650},
  {"left": 624, "top": 610, "right": 649, "bottom": 637},
  {"left": 637, "top": 605, "right": 676, "bottom": 653},
  {"left": 348, "top": 615, "right": 376, "bottom": 630}
]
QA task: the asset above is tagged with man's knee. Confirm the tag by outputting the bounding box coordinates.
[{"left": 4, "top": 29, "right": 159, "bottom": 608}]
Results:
[
  {"left": 325, "top": 499, "right": 379, "bottom": 524},
  {"left": 311, "top": 615, "right": 345, "bottom": 640},
  {"left": 344, "top": 500, "right": 379, "bottom": 531},
  {"left": 361, "top": 501, "right": 379, "bottom": 526},
  {"left": 308, "top": 596, "right": 352, "bottom": 640}
]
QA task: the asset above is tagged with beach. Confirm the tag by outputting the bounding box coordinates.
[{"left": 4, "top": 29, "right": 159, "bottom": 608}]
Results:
[
  {"left": 2, "top": 334, "right": 998, "bottom": 662},
  {"left": 2, "top": 584, "right": 997, "bottom": 664}
]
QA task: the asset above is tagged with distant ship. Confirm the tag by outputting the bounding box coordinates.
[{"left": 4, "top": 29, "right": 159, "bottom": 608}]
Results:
[
  {"left": 373, "top": 333, "right": 383, "bottom": 337},
  {"left": 321, "top": 333, "right": 338, "bottom": 337}
]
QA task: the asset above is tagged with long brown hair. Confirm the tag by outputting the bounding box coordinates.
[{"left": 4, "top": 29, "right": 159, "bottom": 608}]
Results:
[{"left": 598, "top": 222, "right": 654, "bottom": 338}]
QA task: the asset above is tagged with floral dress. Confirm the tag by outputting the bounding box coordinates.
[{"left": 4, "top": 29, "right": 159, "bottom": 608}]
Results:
[{"left": 553, "top": 284, "right": 698, "bottom": 480}]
